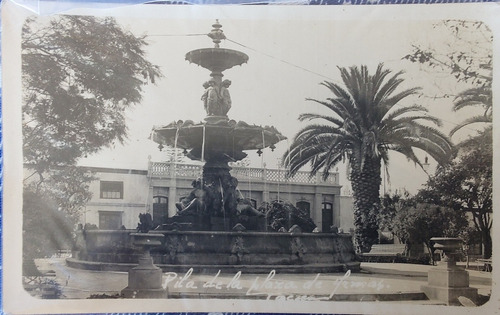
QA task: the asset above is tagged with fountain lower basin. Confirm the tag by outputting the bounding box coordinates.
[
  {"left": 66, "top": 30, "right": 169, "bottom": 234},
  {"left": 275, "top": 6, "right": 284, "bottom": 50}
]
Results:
[{"left": 69, "top": 229, "right": 360, "bottom": 273}]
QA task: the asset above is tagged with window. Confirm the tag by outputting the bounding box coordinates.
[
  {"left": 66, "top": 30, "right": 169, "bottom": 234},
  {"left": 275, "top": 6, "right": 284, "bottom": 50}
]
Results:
[
  {"left": 100, "top": 181, "right": 123, "bottom": 199},
  {"left": 296, "top": 201, "right": 311, "bottom": 216},
  {"left": 153, "top": 196, "right": 168, "bottom": 204},
  {"left": 322, "top": 202, "right": 333, "bottom": 211},
  {"left": 153, "top": 196, "right": 169, "bottom": 227},
  {"left": 99, "top": 211, "right": 122, "bottom": 229}
]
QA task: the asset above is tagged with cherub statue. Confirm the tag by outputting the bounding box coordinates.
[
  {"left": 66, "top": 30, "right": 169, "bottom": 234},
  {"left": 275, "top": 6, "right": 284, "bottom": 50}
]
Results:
[
  {"left": 219, "top": 79, "right": 232, "bottom": 116},
  {"left": 201, "top": 81, "right": 210, "bottom": 112},
  {"left": 201, "top": 80, "right": 219, "bottom": 116}
]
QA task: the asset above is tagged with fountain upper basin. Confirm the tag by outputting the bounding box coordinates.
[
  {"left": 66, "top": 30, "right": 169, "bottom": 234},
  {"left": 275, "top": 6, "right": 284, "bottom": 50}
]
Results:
[{"left": 186, "top": 48, "right": 249, "bottom": 73}]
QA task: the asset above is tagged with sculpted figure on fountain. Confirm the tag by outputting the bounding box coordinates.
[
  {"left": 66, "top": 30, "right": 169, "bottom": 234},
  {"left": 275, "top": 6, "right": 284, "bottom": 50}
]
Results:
[
  {"left": 176, "top": 179, "right": 207, "bottom": 216},
  {"left": 201, "top": 80, "right": 219, "bottom": 116},
  {"left": 201, "top": 79, "right": 232, "bottom": 117},
  {"left": 236, "top": 198, "right": 265, "bottom": 217},
  {"left": 219, "top": 79, "right": 232, "bottom": 116}
]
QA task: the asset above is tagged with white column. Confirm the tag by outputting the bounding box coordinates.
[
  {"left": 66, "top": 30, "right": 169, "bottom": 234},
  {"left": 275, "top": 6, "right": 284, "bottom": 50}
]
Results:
[
  {"left": 262, "top": 168, "right": 269, "bottom": 202},
  {"left": 168, "top": 162, "right": 178, "bottom": 217},
  {"left": 314, "top": 192, "right": 322, "bottom": 228},
  {"left": 333, "top": 194, "right": 341, "bottom": 228},
  {"left": 168, "top": 186, "right": 177, "bottom": 217}
]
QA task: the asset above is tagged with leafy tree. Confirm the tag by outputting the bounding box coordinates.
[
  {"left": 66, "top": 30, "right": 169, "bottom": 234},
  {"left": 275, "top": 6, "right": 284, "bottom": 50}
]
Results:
[
  {"left": 22, "top": 15, "right": 162, "bottom": 259},
  {"left": 403, "top": 20, "right": 492, "bottom": 139},
  {"left": 22, "top": 15, "right": 161, "bottom": 176},
  {"left": 378, "top": 191, "right": 412, "bottom": 235},
  {"left": 23, "top": 189, "right": 75, "bottom": 260},
  {"left": 403, "top": 20, "right": 492, "bottom": 89},
  {"left": 392, "top": 202, "right": 469, "bottom": 264},
  {"left": 24, "top": 166, "right": 96, "bottom": 223},
  {"left": 284, "top": 64, "right": 453, "bottom": 253},
  {"left": 405, "top": 20, "right": 492, "bottom": 258},
  {"left": 417, "top": 127, "right": 492, "bottom": 258}
]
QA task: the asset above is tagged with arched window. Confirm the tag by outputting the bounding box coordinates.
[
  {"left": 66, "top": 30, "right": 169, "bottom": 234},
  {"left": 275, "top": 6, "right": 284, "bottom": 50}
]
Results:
[
  {"left": 153, "top": 196, "right": 168, "bottom": 227},
  {"left": 322, "top": 202, "right": 333, "bottom": 232},
  {"left": 296, "top": 201, "right": 311, "bottom": 217}
]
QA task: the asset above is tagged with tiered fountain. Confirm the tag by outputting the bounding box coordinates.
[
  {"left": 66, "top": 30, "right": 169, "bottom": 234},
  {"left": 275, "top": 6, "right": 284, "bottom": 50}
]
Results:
[
  {"left": 150, "top": 20, "right": 285, "bottom": 231},
  {"left": 69, "top": 21, "right": 360, "bottom": 275}
]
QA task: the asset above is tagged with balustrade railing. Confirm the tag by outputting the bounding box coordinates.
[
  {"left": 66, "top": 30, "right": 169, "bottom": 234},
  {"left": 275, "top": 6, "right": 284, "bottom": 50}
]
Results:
[{"left": 148, "top": 162, "right": 338, "bottom": 185}]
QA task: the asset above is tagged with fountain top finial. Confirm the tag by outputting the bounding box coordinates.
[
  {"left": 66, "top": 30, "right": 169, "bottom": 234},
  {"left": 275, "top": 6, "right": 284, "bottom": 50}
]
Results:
[{"left": 207, "top": 19, "right": 226, "bottom": 48}]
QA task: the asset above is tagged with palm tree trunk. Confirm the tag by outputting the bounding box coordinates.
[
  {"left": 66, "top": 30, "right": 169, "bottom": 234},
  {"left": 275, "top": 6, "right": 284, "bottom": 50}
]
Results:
[{"left": 350, "top": 155, "right": 382, "bottom": 253}]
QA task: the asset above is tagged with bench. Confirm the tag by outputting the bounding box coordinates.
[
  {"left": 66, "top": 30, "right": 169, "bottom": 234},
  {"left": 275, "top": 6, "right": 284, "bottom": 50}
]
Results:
[
  {"left": 476, "top": 258, "right": 492, "bottom": 272},
  {"left": 360, "top": 244, "right": 406, "bottom": 263},
  {"left": 23, "top": 259, "right": 56, "bottom": 284}
]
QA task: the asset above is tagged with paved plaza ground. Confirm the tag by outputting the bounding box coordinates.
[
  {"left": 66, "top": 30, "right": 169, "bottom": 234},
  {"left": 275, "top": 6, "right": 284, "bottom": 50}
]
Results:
[{"left": 30, "top": 258, "right": 492, "bottom": 304}]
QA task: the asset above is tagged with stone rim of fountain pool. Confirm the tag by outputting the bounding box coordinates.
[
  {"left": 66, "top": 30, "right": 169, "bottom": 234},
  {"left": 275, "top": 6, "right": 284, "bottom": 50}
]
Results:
[{"left": 70, "top": 229, "right": 361, "bottom": 273}]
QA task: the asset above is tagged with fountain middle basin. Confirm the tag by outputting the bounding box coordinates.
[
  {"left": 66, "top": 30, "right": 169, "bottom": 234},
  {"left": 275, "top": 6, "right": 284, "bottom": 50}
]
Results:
[{"left": 151, "top": 119, "right": 285, "bottom": 162}]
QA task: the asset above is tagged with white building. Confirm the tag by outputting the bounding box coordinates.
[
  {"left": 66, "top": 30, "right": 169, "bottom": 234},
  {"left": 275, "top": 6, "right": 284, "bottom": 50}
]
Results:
[{"left": 82, "top": 161, "right": 355, "bottom": 232}]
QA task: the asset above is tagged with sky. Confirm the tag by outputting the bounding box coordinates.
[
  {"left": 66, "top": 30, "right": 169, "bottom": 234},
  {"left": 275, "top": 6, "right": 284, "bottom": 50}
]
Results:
[{"left": 54, "top": 5, "right": 493, "bottom": 195}]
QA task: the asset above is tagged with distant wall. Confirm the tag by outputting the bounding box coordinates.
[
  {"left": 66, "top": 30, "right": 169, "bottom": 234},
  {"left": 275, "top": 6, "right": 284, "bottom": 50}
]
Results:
[
  {"left": 339, "top": 196, "right": 355, "bottom": 233},
  {"left": 83, "top": 171, "right": 150, "bottom": 229}
]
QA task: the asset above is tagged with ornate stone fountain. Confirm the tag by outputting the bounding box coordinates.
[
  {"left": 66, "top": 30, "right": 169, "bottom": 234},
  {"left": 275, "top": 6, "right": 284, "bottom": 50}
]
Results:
[
  {"left": 150, "top": 20, "right": 285, "bottom": 231},
  {"left": 69, "top": 21, "right": 360, "bottom": 275}
]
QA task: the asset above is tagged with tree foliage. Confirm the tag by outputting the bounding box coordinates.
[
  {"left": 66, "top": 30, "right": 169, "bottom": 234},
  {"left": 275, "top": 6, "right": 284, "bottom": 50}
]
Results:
[
  {"left": 22, "top": 15, "right": 162, "bottom": 175},
  {"left": 403, "top": 21, "right": 492, "bottom": 258},
  {"left": 450, "top": 84, "right": 492, "bottom": 137},
  {"left": 391, "top": 202, "right": 468, "bottom": 263},
  {"left": 23, "top": 189, "right": 75, "bottom": 260},
  {"left": 403, "top": 20, "right": 492, "bottom": 139},
  {"left": 284, "top": 63, "right": 453, "bottom": 252},
  {"left": 24, "top": 166, "right": 96, "bottom": 222},
  {"left": 379, "top": 192, "right": 469, "bottom": 263},
  {"left": 416, "top": 127, "right": 492, "bottom": 258},
  {"left": 403, "top": 20, "right": 492, "bottom": 88},
  {"left": 378, "top": 191, "right": 412, "bottom": 233}
]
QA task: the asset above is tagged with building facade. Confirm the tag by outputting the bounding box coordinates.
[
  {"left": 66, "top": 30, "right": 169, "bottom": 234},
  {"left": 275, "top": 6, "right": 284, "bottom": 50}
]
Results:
[{"left": 82, "top": 161, "right": 355, "bottom": 232}]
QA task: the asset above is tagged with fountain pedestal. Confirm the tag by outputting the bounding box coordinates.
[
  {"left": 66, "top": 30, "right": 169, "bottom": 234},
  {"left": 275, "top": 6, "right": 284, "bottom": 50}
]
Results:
[
  {"left": 421, "top": 237, "right": 477, "bottom": 305},
  {"left": 121, "top": 233, "right": 167, "bottom": 299}
]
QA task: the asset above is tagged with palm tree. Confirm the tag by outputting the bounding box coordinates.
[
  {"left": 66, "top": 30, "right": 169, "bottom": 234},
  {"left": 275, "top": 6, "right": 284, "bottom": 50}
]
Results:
[
  {"left": 450, "top": 83, "right": 492, "bottom": 137},
  {"left": 284, "top": 64, "right": 453, "bottom": 253}
]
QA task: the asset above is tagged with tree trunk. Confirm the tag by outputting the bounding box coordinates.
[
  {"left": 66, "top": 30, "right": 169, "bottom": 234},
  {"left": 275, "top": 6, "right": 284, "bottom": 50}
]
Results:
[
  {"left": 482, "top": 229, "right": 492, "bottom": 259},
  {"left": 350, "top": 155, "right": 382, "bottom": 253}
]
